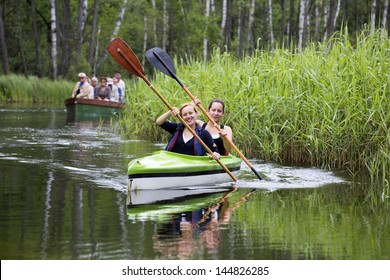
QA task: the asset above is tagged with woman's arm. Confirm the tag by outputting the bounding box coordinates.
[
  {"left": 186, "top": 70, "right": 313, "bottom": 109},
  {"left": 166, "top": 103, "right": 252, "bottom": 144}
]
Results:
[{"left": 155, "top": 108, "right": 179, "bottom": 125}]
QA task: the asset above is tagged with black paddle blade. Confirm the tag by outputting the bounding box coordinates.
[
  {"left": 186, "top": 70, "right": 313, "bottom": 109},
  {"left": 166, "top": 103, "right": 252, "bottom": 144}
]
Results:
[
  {"left": 145, "top": 47, "right": 177, "bottom": 78},
  {"left": 106, "top": 37, "right": 145, "bottom": 77}
]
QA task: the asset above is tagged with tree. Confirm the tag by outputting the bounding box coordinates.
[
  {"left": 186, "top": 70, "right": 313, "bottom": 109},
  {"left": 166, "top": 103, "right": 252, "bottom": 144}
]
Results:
[
  {"left": 30, "top": 0, "right": 43, "bottom": 77},
  {"left": 382, "top": 0, "right": 389, "bottom": 29},
  {"left": 371, "top": 0, "right": 377, "bottom": 34},
  {"left": 60, "top": 0, "right": 72, "bottom": 77},
  {"left": 0, "top": 4, "right": 9, "bottom": 74},
  {"left": 88, "top": 0, "right": 99, "bottom": 68},
  {"left": 237, "top": 0, "right": 244, "bottom": 57},
  {"left": 97, "top": 0, "right": 128, "bottom": 68},
  {"left": 298, "top": 0, "right": 306, "bottom": 52},
  {"left": 50, "top": 0, "right": 58, "bottom": 79},
  {"left": 247, "top": 0, "right": 256, "bottom": 54},
  {"left": 267, "top": 0, "right": 275, "bottom": 51},
  {"left": 203, "top": 0, "right": 210, "bottom": 61}
]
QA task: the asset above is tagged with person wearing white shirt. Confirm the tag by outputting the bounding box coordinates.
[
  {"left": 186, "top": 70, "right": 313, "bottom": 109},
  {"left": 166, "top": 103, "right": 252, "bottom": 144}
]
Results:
[
  {"left": 114, "top": 73, "right": 126, "bottom": 101},
  {"left": 107, "top": 77, "right": 119, "bottom": 102}
]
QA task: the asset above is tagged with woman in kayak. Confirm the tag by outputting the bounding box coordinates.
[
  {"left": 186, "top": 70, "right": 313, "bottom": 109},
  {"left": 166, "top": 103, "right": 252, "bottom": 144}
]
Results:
[
  {"left": 156, "top": 102, "right": 220, "bottom": 160},
  {"left": 196, "top": 98, "right": 232, "bottom": 155}
]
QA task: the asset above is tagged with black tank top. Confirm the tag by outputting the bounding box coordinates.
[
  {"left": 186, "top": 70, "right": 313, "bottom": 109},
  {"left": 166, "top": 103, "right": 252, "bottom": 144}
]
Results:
[{"left": 202, "top": 123, "right": 227, "bottom": 155}]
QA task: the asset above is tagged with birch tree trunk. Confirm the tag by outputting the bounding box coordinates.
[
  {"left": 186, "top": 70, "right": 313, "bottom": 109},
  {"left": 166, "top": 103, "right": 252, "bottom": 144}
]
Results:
[
  {"left": 314, "top": 0, "right": 323, "bottom": 41},
  {"left": 298, "top": 0, "right": 306, "bottom": 52},
  {"left": 203, "top": 0, "right": 210, "bottom": 61},
  {"left": 221, "top": 0, "right": 227, "bottom": 38},
  {"left": 142, "top": 14, "right": 148, "bottom": 67},
  {"left": 31, "top": 0, "right": 42, "bottom": 77},
  {"left": 178, "top": 0, "right": 190, "bottom": 54},
  {"left": 76, "top": 0, "right": 88, "bottom": 56},
  {"left": 14, "top": 0, "right": 28, "bottom": 76},
  {"left": 322, "top": 0, "right": 329, "bottom": 42},
  {"left": 97, "top": 0, "right": 128, "bottom": 68},
  {"left": 267, "top": 0, "right": 274, "bottom": 51},
  {"left": 50, "top": 0, "right": 58, "bottom": 79},
  {"left": 152, "top": 0, "right": 158, "bottom": 46},
  {"left": 163, "top": 0, "right": 168, "bottom": 51},
  {"left": 305, "top": 0, "right": 311, "bottom": 45},
  {"left": 382, "top": 0, "right": 389, "bottom": 29},
  {"left": 332, "top": 0, "right": 341, "bottom": 33},
  {"left": 60, "top": 0, "right": 71, "bottom": 76},
  {"left": 168, "top": 0, "right": 174, "bottom": 52},
  {"left": 0, "top": 10, "right": 9, "bottom": 74},
  {"left": 287, "top": 0, "right": 295, "bottom": 47},
  {"left": 237, "top": 0, "right": 244, "bottom": 57},
  {"left": 111, "top": 0, "right": 128, "bottom": 40},
  {"left": 225, "top": 0, "right": 233, "bottom": 50},
  {"left": 280, "top": 0, "right": 286, "bottom": 46},
  {"left": 93, "top": 25, "right": 100, "bottom": 75},
  {"left": 88, "top": 0, "right": 99, "bottom": 67},
  {"left": 247, "top": 0, "right": 256, "bottom": 53},
  {"left": 370, "top": 0, "right": 377, "bottom": 34},
  {"left": 210, "top": 0, "right": 216, "bottom": 17}
]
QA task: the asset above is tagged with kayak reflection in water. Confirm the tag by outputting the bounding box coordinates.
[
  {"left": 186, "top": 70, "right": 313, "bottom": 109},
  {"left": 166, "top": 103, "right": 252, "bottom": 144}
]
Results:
[{"left": 155, "top": 102, "right": 220, "bottom": 160}]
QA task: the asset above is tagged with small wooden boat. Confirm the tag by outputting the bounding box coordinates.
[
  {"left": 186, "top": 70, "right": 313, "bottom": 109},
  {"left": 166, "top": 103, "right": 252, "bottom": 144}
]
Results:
[
  {"left": 127, "top": 150, "right": 242, "bottom": 190},
  {"left": 64, "top": 97, "right": 125, "bottom": 120}
]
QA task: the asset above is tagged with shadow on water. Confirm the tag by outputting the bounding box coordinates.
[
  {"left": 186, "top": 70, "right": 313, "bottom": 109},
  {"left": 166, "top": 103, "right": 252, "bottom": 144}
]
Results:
[{"left": 0, "top": 106, "right": 389, "bottom": 260}]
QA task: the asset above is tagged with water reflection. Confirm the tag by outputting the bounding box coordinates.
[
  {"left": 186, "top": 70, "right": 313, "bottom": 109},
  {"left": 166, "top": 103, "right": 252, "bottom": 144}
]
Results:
[{"left": 127, "top": 187, "right": 260, "bottom": 259}]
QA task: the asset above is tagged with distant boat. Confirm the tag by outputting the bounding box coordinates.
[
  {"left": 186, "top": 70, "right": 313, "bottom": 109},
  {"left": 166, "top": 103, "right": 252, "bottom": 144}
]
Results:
[
  {"left": 127, "top": 150, "right": 242, "bottom": 190},
  {"left": 64, "top": 97, "right": 125, "bottom": 120}
]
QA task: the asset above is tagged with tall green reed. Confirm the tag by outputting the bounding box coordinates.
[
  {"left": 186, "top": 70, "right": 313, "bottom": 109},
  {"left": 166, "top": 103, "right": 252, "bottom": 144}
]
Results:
[
  {"left": 0, "top": 74, "right": 73, "bottom": 103},
  {"left": 120, "top": 28, "right": 389, "bottom": 182}
]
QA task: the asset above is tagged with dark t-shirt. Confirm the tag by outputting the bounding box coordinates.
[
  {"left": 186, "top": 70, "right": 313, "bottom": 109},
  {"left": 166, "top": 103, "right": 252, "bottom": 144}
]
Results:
[{"left": 160, "top": 121, "right": 218, "bottom": 155}]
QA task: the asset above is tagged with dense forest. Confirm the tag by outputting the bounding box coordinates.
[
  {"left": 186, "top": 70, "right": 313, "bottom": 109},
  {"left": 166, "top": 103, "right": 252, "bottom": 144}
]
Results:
[{"left": 0, "top": 0, "right": 389, "bottom": 80}]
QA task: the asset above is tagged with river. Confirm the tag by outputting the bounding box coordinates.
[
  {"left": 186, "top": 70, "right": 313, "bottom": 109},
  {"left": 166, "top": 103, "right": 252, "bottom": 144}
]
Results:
[{"left": 0, "top": 105, "right": 389, "bottom": 260}]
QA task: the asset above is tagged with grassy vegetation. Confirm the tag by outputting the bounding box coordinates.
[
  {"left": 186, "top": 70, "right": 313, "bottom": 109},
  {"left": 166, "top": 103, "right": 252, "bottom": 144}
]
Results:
[
  {"left": 0, "top": 74, "right": 72, "bottom": 103},
  {"left": 119, "top": 28, "right": 389, "bottom": 183}
]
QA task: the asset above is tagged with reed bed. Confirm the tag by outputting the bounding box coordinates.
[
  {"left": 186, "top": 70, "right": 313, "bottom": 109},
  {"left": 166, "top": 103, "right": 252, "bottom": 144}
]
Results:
[
  {"left": 0, "top": 74, "right": 72, "bottom": 103},
  {"left": 120, "top": 29, "right": 389, "bottom": 182}
]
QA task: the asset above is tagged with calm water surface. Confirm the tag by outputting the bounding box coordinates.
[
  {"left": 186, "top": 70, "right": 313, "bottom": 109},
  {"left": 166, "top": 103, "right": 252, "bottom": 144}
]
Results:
[{"left": 0, "top": 106, "right": 389, "bottom": 260}]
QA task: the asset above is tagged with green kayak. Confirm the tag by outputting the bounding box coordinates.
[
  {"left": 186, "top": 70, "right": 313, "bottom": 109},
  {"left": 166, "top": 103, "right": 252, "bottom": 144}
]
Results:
[{"left": 128, "top": 150, "right": 242, "bottom": 190}]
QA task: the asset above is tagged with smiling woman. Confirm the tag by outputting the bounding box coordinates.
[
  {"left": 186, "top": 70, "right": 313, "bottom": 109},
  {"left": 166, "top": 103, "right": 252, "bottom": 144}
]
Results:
[{"left": 155, "top": 102, "right": 220, "bottom": 159}]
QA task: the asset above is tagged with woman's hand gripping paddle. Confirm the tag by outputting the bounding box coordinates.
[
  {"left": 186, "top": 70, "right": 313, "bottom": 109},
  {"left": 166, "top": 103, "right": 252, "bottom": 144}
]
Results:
[
  {"left": 106, "top": 37, "right": 238, "bottom": 182},
  {"left": 145, "top": 47, "right": 262, "bottom": 181}
]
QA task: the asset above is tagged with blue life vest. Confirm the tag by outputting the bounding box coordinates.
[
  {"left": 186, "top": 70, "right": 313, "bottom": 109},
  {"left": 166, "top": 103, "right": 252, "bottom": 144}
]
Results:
[{"left": 165, "top": 124, "right": 205, "bottom": 156}]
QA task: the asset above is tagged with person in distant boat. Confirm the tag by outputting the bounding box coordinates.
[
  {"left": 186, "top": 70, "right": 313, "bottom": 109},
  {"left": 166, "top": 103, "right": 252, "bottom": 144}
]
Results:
[
  {"left": 195, "top": 98, "right": 233, "bottom": 156},
  {"left": 107, "top": 77, "right": 119, "bottom": 102},
  {"left": 71, "top": 72, "right": 92, "bottom": 99},
  {"left": 94, "top": 77, "right": 111, "bottom": 101},
  {"left": 113, "top": 77, "right": 124, "bottom": 102},
  {"left": 155, "top": 102, "right": 220, "bottom": 159},
  {"left": 90, "top": 76, "right": 98, "bottom": 89},
  {"left": 114, "top": 73, "right": 126, "bottom": 99}
]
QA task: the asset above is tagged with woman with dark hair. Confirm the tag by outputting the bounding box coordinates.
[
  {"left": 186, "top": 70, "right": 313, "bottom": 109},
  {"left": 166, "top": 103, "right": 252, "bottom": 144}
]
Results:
[
  {"left": 198, "top": 98, "right": 233, "bottom": 155},
  {"left": 94, "top": 77, "right": 111, "bottom": 101}
]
